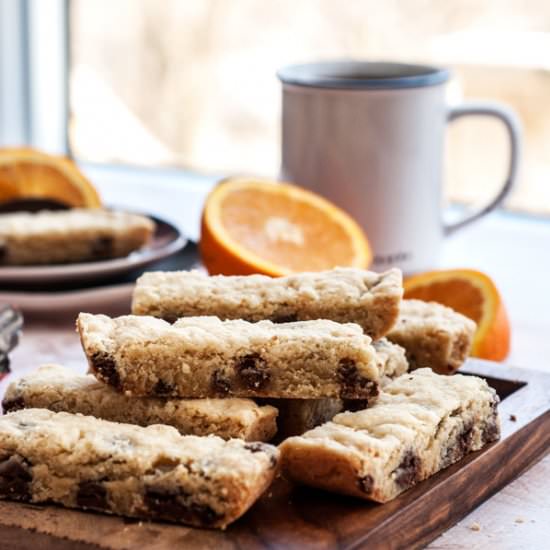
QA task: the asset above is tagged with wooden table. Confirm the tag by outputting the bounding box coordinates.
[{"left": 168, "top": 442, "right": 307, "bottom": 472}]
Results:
[{"left": 1, "top": 171, "right": 549, "bottom": 548}]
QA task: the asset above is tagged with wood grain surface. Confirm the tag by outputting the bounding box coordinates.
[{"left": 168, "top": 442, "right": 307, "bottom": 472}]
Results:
[{"left": 0, "top": 359, "right": 548, "bottom": 550}]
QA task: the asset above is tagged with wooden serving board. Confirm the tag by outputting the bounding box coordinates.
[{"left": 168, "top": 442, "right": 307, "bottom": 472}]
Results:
[{"left": 0, "top": 359, "right": 549, "bottom": 550}]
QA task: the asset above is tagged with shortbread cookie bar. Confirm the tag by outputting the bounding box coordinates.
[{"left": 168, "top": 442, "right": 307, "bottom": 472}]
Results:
[
  {"left": 280, "top": 369, "right": 499, "bottom": 502},
  {"left": 0, "top": 409, "right": 278, "bottom": 528},
  {"left": 131, "top": 267, "right": 403, "bottom": 339},
  {"left": 77, "top": 313, "right": 379, "bottom": 400},
  {"left": 387, "top": 300, "right": 476, "bottom": 374},
  {"left": 2, "top": 365, "right": 278, "bottom": 442},
  {"left": 0, "top": 208, "right": 154, "bottom": 265},
  {"left": 271, "top": 340, "right": 408, "bottom": 438},
  {"left": 373, "top": 338, "right": 409, "bottom": 385}
]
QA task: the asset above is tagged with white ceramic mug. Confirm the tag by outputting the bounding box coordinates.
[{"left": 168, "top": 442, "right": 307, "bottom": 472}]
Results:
[{"left": 278, "top": 61, "right": 521, "bottom": 273}]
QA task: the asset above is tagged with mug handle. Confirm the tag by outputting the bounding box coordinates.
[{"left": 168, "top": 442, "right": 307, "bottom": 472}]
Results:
[{"left": 444, "top": 101, "right": 522, "bottom": 235}]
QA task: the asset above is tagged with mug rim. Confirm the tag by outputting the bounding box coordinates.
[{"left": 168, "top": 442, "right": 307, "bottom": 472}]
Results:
[{"left": 277, "top": 60, "right": 450, "bottom": 90}]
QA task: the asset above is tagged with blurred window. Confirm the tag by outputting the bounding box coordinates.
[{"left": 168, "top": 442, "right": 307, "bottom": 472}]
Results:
[{"left": 69, "top": 0, "right": 550, "bottom": 215}]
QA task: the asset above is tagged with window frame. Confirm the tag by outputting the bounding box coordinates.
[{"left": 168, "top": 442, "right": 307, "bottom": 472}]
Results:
[
  {"left": 0, "top": 0, "right": 69, "bottom": 154},
  {"left": 0, "top": 0, "right": 31, "bottom": 146}
]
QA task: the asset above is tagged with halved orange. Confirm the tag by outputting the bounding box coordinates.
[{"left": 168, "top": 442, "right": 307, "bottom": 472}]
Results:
[
  {"left": 0, "top": 148, "right": 101, "bottom": 207},
  {"left": 404, "top": 269, "right": 510, "bottom": 361},
  {"left": 200, "top": 177, "right": 372, "bottom": 276}
]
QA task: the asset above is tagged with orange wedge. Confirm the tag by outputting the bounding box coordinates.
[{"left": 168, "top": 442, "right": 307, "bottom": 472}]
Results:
[
  {"left": 200, "top": 177, "right": 372, "bottom": 276},
  {"left": 0, "top": 147, "right": 101, "bottom": 207},
  {"left": 404, "top": 269, "right": 510, "bottom": 361}
]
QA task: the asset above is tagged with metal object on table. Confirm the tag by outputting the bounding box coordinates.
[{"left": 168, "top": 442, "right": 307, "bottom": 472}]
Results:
[{"left": 0, "top": 305, "right": 23, "bottom": 378}]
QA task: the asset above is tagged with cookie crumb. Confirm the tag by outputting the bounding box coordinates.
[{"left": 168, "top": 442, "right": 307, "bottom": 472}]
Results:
[
  {"left": 469, "top": 522, "right": 481, "bottom": 531},
  {"left": 515, "top": 517, "right": 525, "bottom": 524},
  {"left": 509, "top": 414, "right": 517, "bottom": 422}
]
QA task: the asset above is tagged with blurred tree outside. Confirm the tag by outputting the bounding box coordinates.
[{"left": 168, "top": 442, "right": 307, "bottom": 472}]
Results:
[{"left": 70, "top": 0, "right": 550, "bottom": 215}]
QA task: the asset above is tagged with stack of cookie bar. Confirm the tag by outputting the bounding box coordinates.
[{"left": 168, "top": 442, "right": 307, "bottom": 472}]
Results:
[{"left": 0, "top": 267, "right": 500, "bottom": 529}]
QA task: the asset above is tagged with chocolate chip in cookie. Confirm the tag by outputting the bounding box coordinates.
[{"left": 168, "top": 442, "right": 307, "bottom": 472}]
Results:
[
  {"left": 77, "top": 481, "right": 108, "bottom": 510},
  {"left": 153, "top": 379, "right": 175, "bottom": 396},
  {"left": 244, "top": 442, "right": 268, "bottom": 453},
  {"left": 235, "top": 353, "right": 270, "bottom": 390},
  {"left": 211, "top": 369, "right": 231, "bottom": 395},
  {"left": 90, "top": 352, "right": 121, "bottom": 390},
  {"left": 357, "top": 474, "right": 374, "bottom": 494},
  {"left": 458, "top": 422, "right": 475, "bottom": 455},
  {"left": 244, "top": 442, "right": 278, "bottom": 468},
  {"left": 271, "top": 313, "right": 298, "bottom": 324},
  {"left": 394, "top": 450, "right": 421, "bottom": 489},
  {"left": 144, "top": 486, "right": 220, "bottom": 526},
  {"left": 0, "top": 454, "right": 32, "bottom": 500},
  {"left": 343, "top": 399, "right": 369, "bottom": 412},
  {"left": 91, "top": 236, "right": 114, "bottom": 259},
  {"left": 187, "top": 502, "right": 221, "bottom": 526},
  {"left": 442, "top": 422, "right": 476, "bottom": 466},
  {"left": 2, "top": 395, "right": 25, "bottom": 414},
  {"left": 162, "top": 314, "right": 178, "bottom": 324},
  {"left": 337, "top": 358, "right": 378, "bottom": 399}
]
